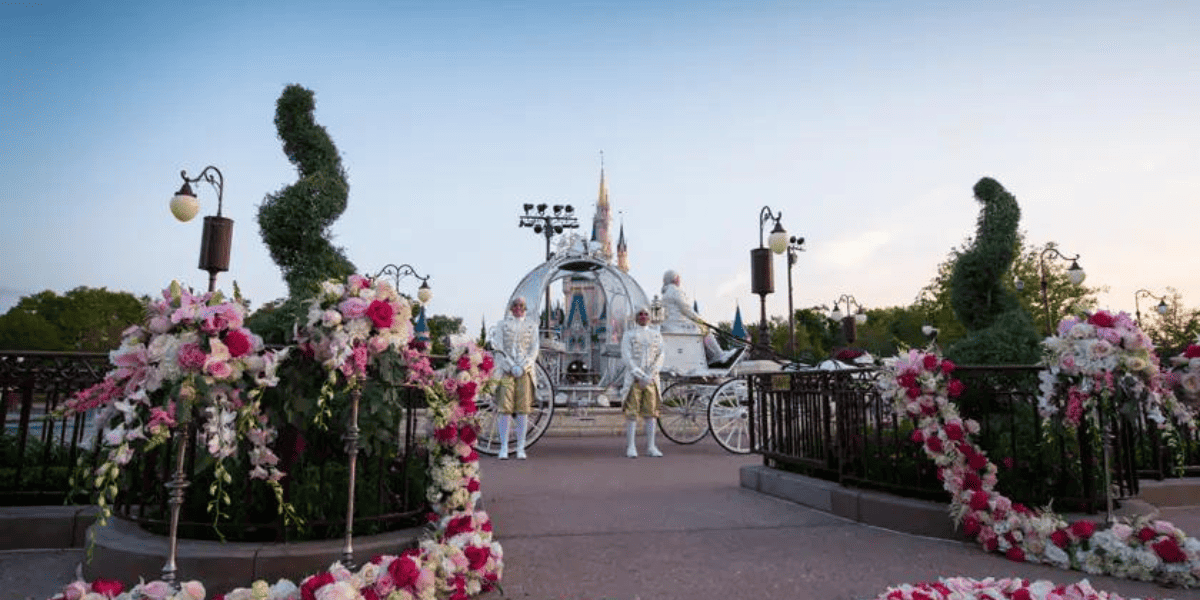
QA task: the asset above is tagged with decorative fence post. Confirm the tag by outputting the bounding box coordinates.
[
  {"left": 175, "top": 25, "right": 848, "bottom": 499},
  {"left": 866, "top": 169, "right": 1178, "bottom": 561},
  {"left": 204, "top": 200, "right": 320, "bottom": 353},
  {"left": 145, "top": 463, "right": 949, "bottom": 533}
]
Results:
[
  {"left": 342, "top": 372, "right": 365, "bottom": 568},
  {"left": 161, "top": 424, "right": 191, "bottom": 585}
]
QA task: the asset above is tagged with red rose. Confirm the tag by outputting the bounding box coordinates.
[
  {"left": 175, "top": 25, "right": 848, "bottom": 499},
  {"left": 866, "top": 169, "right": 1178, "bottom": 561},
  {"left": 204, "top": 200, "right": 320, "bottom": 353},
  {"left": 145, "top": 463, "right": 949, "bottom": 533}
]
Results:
[
  {"left": 365, "top": 300, "right": 395, "bottom": 329},
  {"left": 1138, "top": 527, "right": 1157, "bottom": 542},
  {"left": 434, "top": 425, "right": 458, "bottom": 444},
  {"left": 984, "top": 537, "right": 999, "bottom": 552},
  {"left": 1087, "top": 311, "right": 1115, "bottom": 328},
  {"left": 1050, "top": 529, "right": 1069, "bottom": 548},
  {"left": 301, "top": 572, "right": 336, "bottom": 600},
  {"left": 963, "top": 472, "right": 982, "bottom": 491},
  {"left": 924, "top": 436, "right": 943, "bottom": 453},
  {"left": 906, "top": 386, "right": 922, "bottom": 399},
  {"left": 481, "top": 354, "right": 494, "bottom": 372},
  {"left": 969, "top": 490, "right": 990, "bottom": 511},
  {"left": 457, "top": 355, "right": 472, "bottom": 370},
  {"left": 1186, "top": 344, "right": 1200, "bottom": 359},
  {"left": 947, "top": 379, "right": 965, "bottom": 397},
  {"left": 1012, "top": 503, "right": 1029, "bottom": 515},
  {"left": 1069, "top": 520, "right": 1096, "bottom": 539},
  {"left": 923, "top": 354, "right": 939, "bottom": 370},
  {"left": 963, "top": 515, "right": 981, "bottom": 537},
  {"left": 910, "top": 429, "right": 924, "bottom": 444},
  {"left": 1152, "top": 537, "right": 1188, "bottom": 563},
  {"left": 459, "top": 397, "right": 478, "bottom": 415},
  {"left": 362, "top": 589, "right": 381, "bottom": 600},
  {"left": 898, "top": 373, "right": 917, "bottom": 389},
  {"left": 1005, "top": 546, "right": 1026, "bottom": 562},
  {"left": 388, "top": 555, "right": 421, "bottom": 589},
  {"left": 459, "top": 448, "right": 479, "bottom": 463},
  {"left": 445, "top": 515, "right": 474, "bottom": 537},
  {"left": 944, "top": 422, "right": 964, "bottom": 441},
  {"left": 91, "top": 579, "right": 125, "bottom": 597},
  {"left": 223, "top": 328, "right": 252, "bottom": 358},
  {"left": 1012, "top": 588, "right": 1033, "bottom": 600},
  {"left": 940, "top": 359, "right": 956, "bottom": 374},
  {"left": 482, "top": 518, "right": 493, "bottom": 532},
  {"left": 465, "top": 545, "right": 491, "bottom": 570},
  {"left": 467, "top": 478, "right": 481, "bottom": 492},
  {"left": 459, "top": 425, "right": 477, "bottom": 445},
  {"left": 456, "top": 381, "right": 478, "bottom": 402},
  {"left": 969, "top": 452, "right": 990, "bottom": 471}
]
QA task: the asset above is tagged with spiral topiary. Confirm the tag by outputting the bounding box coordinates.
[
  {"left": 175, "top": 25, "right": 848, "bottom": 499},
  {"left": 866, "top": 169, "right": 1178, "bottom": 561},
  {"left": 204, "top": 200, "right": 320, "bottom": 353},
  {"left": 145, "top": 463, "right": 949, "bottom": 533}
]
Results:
[
  {"left": 257, "top": 84, "right": 356, "bottom": 301},
  {"left": 945, "top": 177, "right": 1041, "bottom": 366}
]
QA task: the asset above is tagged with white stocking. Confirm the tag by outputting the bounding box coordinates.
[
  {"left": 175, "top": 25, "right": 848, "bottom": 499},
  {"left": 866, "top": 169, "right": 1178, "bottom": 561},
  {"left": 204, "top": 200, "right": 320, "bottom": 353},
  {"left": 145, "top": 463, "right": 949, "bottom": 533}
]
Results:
[
  {"left": 625, "top": 420, "right": 638, "bottom": 458},
  {"left": 497, "top": 415, "right": 510, "bottom": 459},
  {"left": 645, "top": 417, "right": 663, "bottom": 457},
  {"left": 514, "top": 413, "right": 529, "bottom": 459}
]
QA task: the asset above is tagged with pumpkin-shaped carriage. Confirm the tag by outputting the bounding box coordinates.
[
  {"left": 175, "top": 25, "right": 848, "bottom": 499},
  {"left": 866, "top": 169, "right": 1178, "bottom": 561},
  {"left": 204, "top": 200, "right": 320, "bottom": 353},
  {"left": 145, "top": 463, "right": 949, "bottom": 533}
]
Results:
[{"left": 473, "top": 242, "right": 756, "bottom": 454}]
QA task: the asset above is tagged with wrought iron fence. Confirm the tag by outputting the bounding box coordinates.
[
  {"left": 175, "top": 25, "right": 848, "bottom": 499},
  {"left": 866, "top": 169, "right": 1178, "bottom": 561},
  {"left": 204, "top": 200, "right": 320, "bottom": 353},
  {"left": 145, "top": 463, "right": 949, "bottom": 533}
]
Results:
[
  {"left": 748, "top": 365, "right": 1199, "bottom": 513},
  {"left": 0, "top": 351, "right": 110, "bottom": 504},
  {"left": 0, "top": 350, "right": 431, "bottom": 542}
]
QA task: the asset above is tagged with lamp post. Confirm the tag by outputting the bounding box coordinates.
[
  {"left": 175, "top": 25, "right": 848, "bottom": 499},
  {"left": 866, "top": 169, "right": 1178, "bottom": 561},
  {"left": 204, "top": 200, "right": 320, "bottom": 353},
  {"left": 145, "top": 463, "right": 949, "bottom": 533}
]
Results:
[
  {"left": 170, "top": 166, "right": 231, "bottom": 294},
  {"left": 1133, "top": 288, "right": 1169, "bottom": 327},
  {"left": 374, "top": 263, "right": 433, "bottom": 305},
  {"left": 751, "top": 206, "right": 788, "bottom": 357},
  {"left": 828, "top": 294, "right": 867, "bottom": 346},
  {"left": 785, "top": 235, "right": 806, "bottom": 356},
  {"left": 1038, "top": 246, "right": 1085, "bottom": 336},
  {"left": 518, "top": 203, "right": 579, "bottom": 329}
]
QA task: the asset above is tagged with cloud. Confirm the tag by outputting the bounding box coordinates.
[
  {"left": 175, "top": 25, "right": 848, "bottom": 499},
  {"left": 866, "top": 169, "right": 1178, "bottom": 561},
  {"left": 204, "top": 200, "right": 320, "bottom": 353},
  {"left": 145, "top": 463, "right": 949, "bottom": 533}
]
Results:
[
  {"left": 716, "top": 271, "right": 749, "bottom": 299},
  {"left": 815, "top": 231, "right": 892, "bottom": 269}
]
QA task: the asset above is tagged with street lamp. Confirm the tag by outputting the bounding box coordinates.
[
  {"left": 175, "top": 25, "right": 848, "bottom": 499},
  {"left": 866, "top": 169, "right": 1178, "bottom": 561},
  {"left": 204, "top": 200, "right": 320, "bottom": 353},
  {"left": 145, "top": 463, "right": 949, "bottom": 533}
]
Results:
[
  {"left": 785, "top": 235, "right": 806, "bottom": 356},
  {"left": 1038, "top": 246, "right": 1085, "bottom": 336},
  {"left": 828, "top": 294, "right": 867, "bottom": 345},
  {"left": 170, "top": 166, "right": 231, "bottom": 294},
  {"left": 518, "top": 203, "right": 579, "bottom": 329},
  {"left": 1134, "top": 288, "right": 1169, "bottom": 327},
  {"left": 751, "top": 206, "right": 788, "bottom": 357},
  {"left": 374, "top": 263, "right": 433, "bottom": 305}
]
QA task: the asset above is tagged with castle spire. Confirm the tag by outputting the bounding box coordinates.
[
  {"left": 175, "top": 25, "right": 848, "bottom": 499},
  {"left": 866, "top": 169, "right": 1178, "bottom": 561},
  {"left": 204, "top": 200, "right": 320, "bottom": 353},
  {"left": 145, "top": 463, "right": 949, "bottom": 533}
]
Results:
[
  {"left": 592, "top": 152, "right": 613, "bottom": 260},
  {"left": 617, "top": 216, "right": 629, "bottom": 272}
]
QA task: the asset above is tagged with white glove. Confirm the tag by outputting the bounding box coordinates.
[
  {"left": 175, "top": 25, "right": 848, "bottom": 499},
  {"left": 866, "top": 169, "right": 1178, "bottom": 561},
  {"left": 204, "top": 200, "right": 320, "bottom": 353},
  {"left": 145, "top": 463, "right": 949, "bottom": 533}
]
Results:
[
  {"left": 511, "top": 365, "right": 523, "bottom": 377},
  {"left": 632, "top": 368, "right": 646, "bottom": 381}
]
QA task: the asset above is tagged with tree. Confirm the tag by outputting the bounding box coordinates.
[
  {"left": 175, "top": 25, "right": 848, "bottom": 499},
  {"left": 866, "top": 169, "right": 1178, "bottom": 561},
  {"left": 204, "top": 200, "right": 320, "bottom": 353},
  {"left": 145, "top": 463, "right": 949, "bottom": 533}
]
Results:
[
  {"left": 0, "top": 287, "right": 146, "bottom": 351},
  {"left": 426, "top": 314, "right": 464, "bottom": 356},
  {"left": 1139, "top": 287, "right": 1200, "bottom": 358}
]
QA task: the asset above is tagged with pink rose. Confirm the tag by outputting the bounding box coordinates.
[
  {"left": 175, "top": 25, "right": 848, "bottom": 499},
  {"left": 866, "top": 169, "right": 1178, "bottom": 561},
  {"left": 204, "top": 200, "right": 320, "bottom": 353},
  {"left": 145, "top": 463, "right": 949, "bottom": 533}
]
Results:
[
  {"left": 947, "top": 379, "right": 965, "bottom": 397},
  {"left": 366, "top": 300, "right": 395, "bottom": 329},
  {"left": 301, "top": 572, "right": 336, "bottom": 600},
  {"left": 178, "top": 343, "right": 207, "bottom": 370},
  {"left": 91, "top": 579, "right": 125, "bottom": 597},
  {"left": 940, "top": 359, "right": 956, "bottom": 374},
  {"left": 339, "top": 297, "right": 369, "bottom": 319},
  {"left": 347, "top": 274, "right": 370, "bottom": 290},
  {"left": 457, "top": 355, "right": 472, "bottom": 371},
  {"left": 206, "top": 360, "right": 234, "bottom": 380}
]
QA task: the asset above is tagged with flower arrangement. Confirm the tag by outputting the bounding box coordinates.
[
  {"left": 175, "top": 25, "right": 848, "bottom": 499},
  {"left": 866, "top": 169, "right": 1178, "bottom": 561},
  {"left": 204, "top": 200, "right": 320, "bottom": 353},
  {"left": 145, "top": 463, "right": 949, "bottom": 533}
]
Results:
[
  {"left": 872, "top": 576, "right": 1172, "bottom": 600},
  {"left": 292, "top": 274, "right": 424, "bottom": 426},
  {"left": 48, "top": 341, "right": 504, "bottom": 600},
  {"left": 879, "top": 346, "right": 1200, "bottom": 588},
  {"left": 1038, "top": 310, "right": 1195, "bottom": 436},
  {"left": 1166, "top": 337, "right": 1200, "bottom": 409},
  {"left": 59, "top": 281, "right": 290, "bottom": 530}
]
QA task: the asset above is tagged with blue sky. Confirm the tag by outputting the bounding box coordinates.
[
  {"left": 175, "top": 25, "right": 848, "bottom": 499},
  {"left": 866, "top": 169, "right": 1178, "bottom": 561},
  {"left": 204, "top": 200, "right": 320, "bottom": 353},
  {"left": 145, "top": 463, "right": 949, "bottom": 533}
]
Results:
[{"left": 3, "top": 1, "right": 1199, "bottom": 334}]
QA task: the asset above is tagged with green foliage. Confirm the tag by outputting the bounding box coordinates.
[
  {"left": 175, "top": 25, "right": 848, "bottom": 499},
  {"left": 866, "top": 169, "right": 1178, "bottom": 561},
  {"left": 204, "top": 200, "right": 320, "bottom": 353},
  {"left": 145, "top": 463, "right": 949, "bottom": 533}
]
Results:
[
  {"left": 0, "top": 287, "right": 146, "bottom": 351},
  {"left": 426, "top": 314, "right": 464, "bottom": 356},
  {"left": 1138, "top": 287, "right": 1200, "bottom": 358},
  {"left": 257, "top": 84, "right": 356, "bottom": 300},
  {"left": 944, "top": 178, "right": 1041, "bottom": 366}
]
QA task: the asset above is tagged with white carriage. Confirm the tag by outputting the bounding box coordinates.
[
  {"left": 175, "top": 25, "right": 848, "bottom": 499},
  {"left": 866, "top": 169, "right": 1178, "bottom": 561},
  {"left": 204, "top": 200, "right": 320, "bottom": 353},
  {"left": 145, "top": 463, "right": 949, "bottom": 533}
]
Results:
[{"left": 472, "top": 244, "right": 755, "bottom": 455}]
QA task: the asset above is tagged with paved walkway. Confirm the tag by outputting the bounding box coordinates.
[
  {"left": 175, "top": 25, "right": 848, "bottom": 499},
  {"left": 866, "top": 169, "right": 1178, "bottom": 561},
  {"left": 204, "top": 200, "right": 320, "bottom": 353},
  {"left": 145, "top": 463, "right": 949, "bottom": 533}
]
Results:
[{"left": 5, "top": 431, "right": 1198, "bottom": 599}]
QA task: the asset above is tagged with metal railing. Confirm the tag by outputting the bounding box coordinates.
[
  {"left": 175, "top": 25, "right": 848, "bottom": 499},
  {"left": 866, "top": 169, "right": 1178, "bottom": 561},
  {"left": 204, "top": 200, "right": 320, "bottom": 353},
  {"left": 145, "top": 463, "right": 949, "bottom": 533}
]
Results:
[{"left": 748, "top": 365, "right": 1200, "bottom": 512}]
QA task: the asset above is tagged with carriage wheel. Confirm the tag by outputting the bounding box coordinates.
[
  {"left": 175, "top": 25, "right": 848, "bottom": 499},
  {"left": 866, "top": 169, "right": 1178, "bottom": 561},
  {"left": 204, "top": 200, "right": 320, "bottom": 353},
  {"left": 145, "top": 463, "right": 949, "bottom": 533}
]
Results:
[
  {"left": 708, "top": 378, "right": 751, "bottom": 454},
  {"left": 656, "top": 381, "right": 709, "bottom": 444},
  {"left": 474, "top": 362, "right": 555, "bottom": 455}
]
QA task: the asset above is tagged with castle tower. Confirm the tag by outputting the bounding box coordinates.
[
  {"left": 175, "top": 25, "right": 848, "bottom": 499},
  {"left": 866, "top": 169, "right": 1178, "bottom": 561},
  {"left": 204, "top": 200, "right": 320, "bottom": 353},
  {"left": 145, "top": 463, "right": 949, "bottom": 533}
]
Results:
[
  {"left": 592, "top": 164, "right": 613, "bottom": 261},
  {"left": 616, "top": 222, "right": 629, "bottom": 273}
]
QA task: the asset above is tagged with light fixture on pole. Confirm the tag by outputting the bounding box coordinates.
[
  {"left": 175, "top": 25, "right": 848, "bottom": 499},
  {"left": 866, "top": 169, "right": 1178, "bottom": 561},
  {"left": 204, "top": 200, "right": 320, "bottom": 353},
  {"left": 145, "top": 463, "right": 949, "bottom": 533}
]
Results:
[
  {"left": 518, "top": 203, "right": 579, "bottom": 329},
  {"left": 828, "top": 294, "right": 866, "bottom": 345},
  {"left": 785, "top": 235, "right": 805, "bottom": 356},
  {"left": 1133, "top": 288, "right": 1169, "bottom": 327},
  {"left": 751, "top": 206, "right": 787, "bottom": 357},
  {"left": 374, "top": 263, "right": 433, "bottom": 305},
  {"left": 170, "top": 166, "right": 231, "bottom": 294},
  {"left": 1038, "top": 246, "right": 1085, "bottom": 336}
]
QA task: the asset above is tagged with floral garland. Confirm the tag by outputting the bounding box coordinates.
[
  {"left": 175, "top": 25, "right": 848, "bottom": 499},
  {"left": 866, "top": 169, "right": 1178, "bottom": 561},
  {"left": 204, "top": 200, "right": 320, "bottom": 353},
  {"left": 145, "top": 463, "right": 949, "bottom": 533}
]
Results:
[
  {"left": 48, "top": 342, "right": 504, "bottom": 600},
  {"left": 58, "top": 281, "right": 290, "bottom": 531},
  {"left": 879, "top": 346, "right": 1200, "bottom": 588},
  {"left": 872, "top": 576, "right": 1171, "bottom": 600}
]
